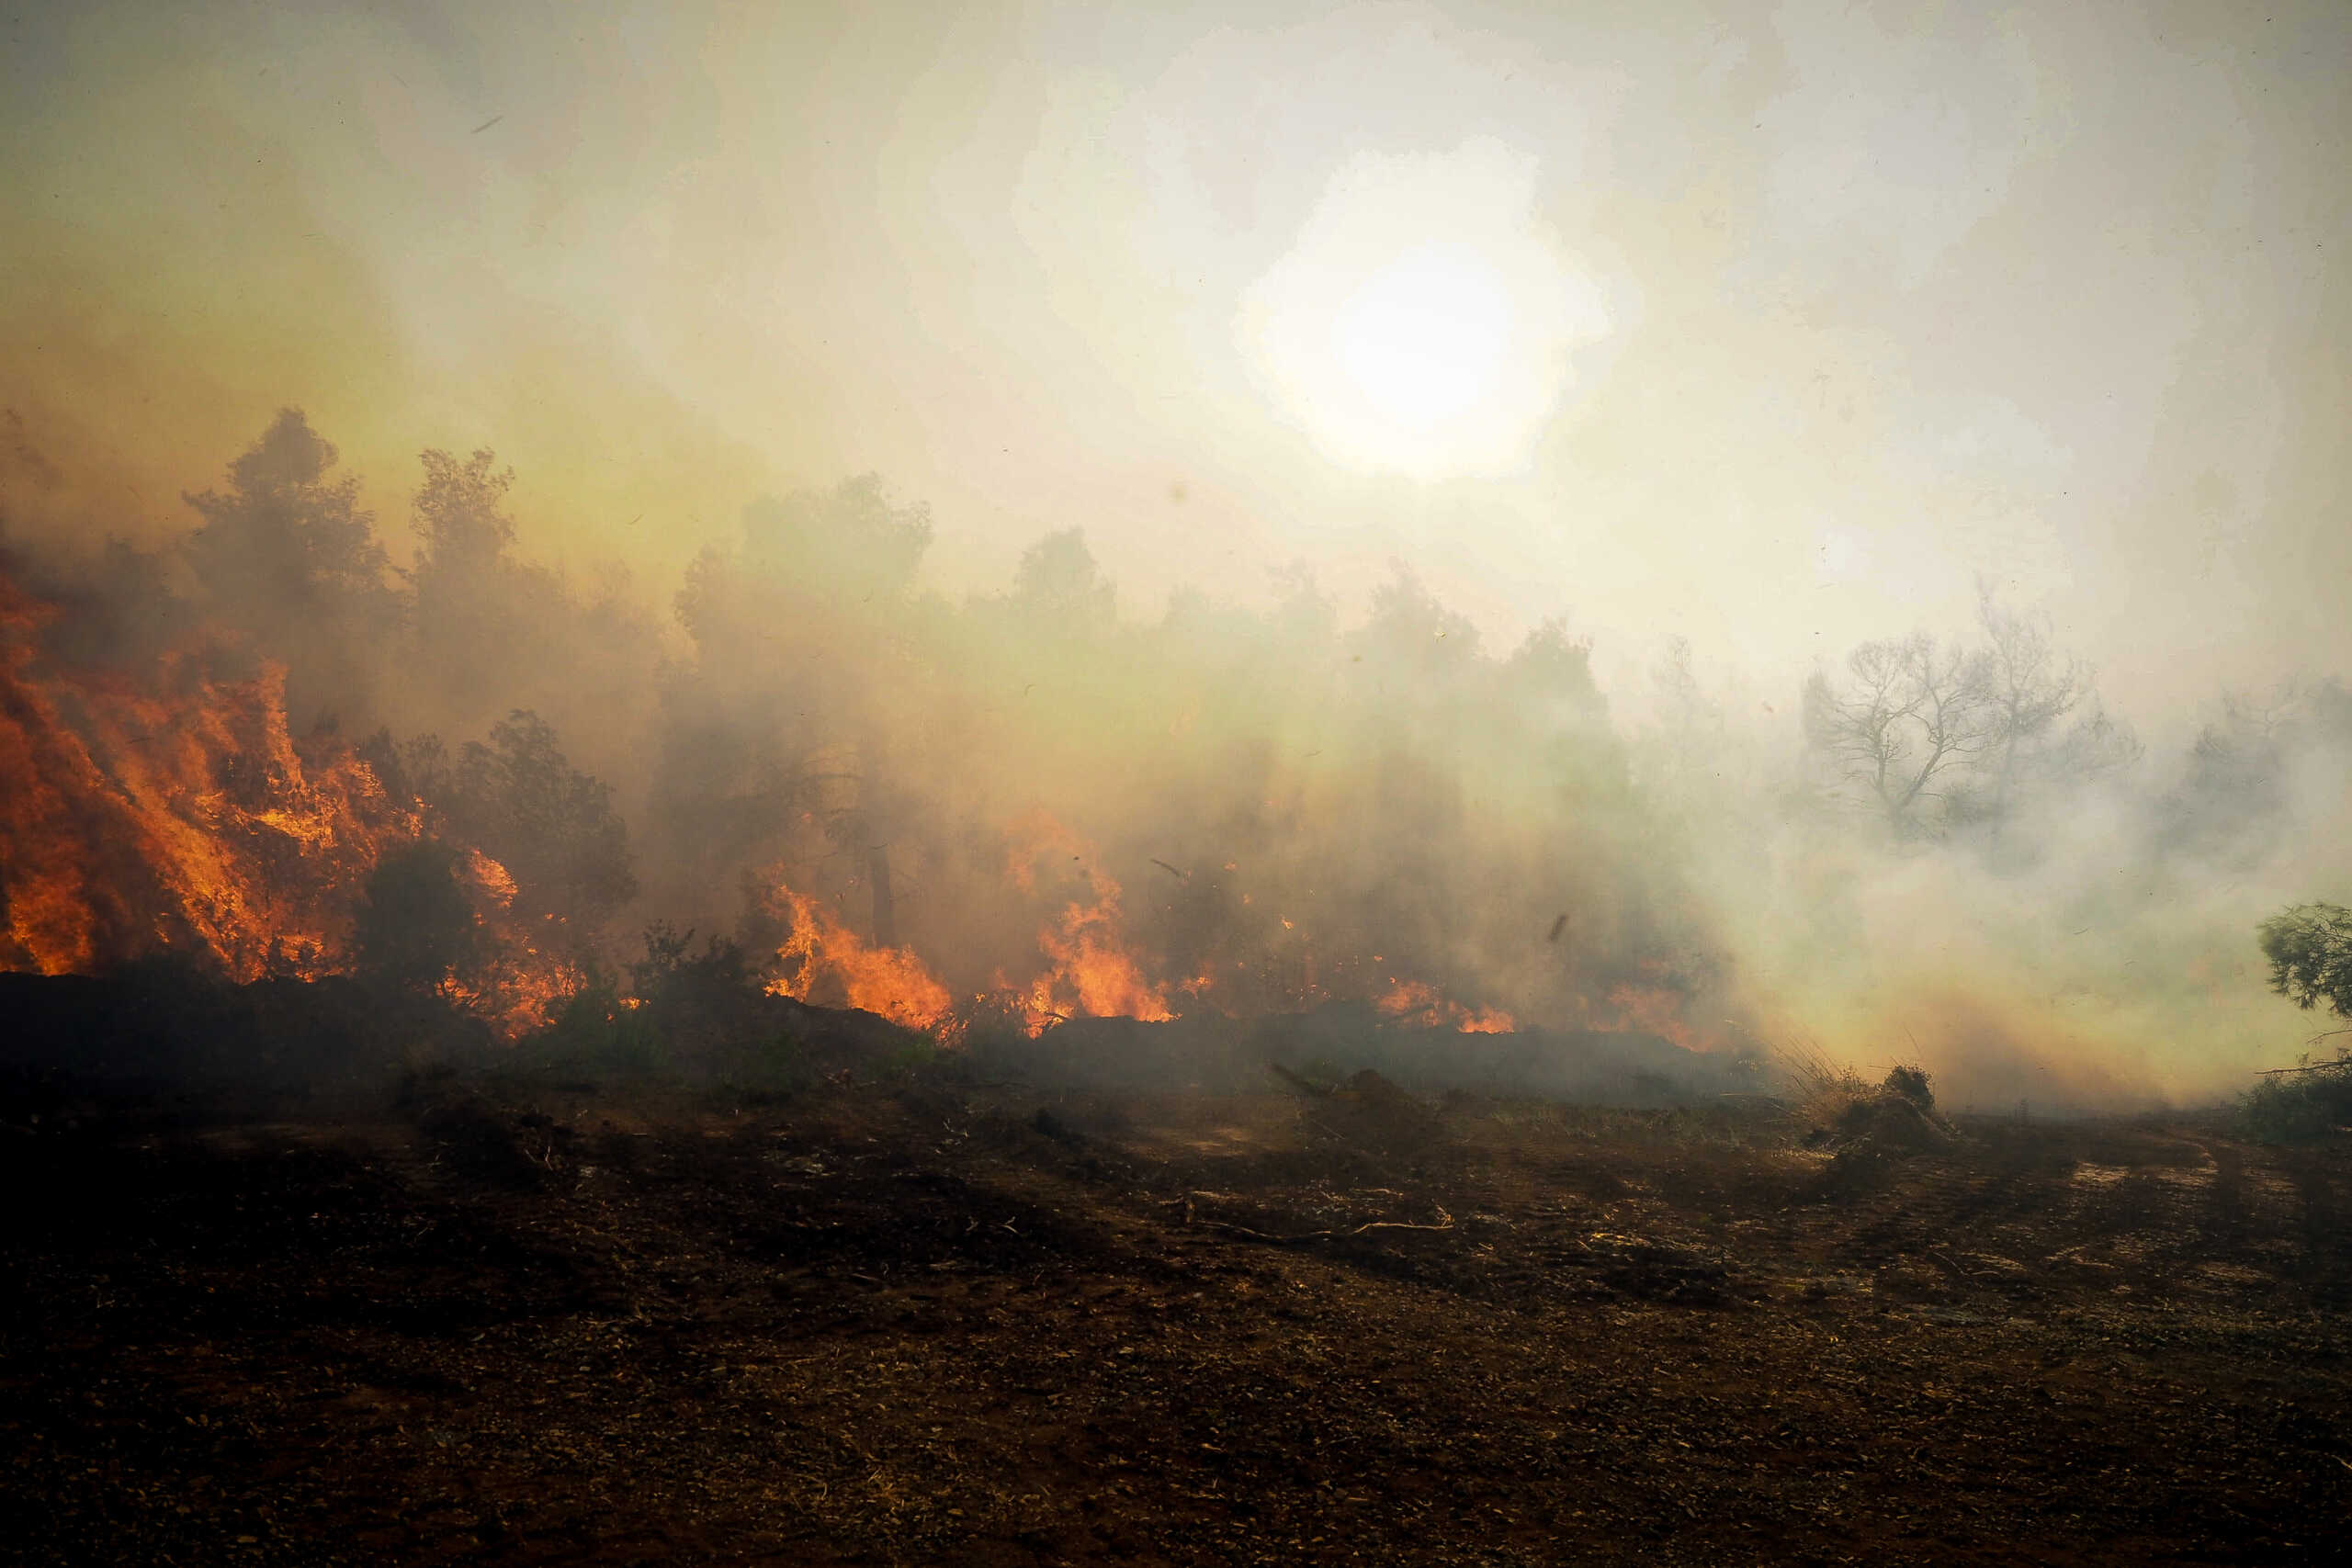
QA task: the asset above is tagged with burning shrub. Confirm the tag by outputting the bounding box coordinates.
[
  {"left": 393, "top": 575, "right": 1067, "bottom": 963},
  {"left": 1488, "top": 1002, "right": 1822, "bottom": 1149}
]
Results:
[
  {"left": 752, "top": 874, "right": 954, "bottom": 1031},
  {"left": 368, "top": 711, "right": 638, "bottom": 949},
  {"left": 508, "top": 924, "right": 826, "bottom": 1088},
  {"left": 942, "top": 988, "right": 1039, "bottom": 1055}
]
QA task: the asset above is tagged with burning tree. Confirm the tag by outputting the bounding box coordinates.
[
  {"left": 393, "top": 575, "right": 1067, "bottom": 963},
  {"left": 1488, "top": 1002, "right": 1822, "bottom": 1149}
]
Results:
[
  {"left": 656, "top": 476, "right": 938, "bottom": 897},
  {"left": 438, "top": 711, "right": 639, "bottom": 939}
]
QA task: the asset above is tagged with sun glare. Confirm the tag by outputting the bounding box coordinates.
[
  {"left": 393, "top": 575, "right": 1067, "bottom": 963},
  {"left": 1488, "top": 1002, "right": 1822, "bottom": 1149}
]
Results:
[
  {"left": 1238, "top": 139, "right": 1612, "bottom": 481},
  {"left": 1331, "top": 246, "right": 1513, "bottom": 430}
]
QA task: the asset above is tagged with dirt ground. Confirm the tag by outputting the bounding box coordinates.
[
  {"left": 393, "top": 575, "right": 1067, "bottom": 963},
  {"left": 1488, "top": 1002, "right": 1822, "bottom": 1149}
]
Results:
[{"left": 2, "top": 1054, "right": 2347, "bottom": 1566}]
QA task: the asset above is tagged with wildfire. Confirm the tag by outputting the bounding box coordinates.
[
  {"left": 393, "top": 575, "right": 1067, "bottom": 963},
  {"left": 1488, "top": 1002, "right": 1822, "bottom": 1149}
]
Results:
[
  {"left": 438, "top": 850, "right": 589, "bottom": 1037},
  {"left": 0, "top": 575, "right": 413, "bottom": 980},
  {"left": 1374, "top": 977, "right": 1517, "bottom": 1034},
  {"left": 0, "top": 568, "right": 584, "bottom": 1035},
  {"left": 760, "top": 876, "right": 954, "bottom": 1031},
  {"left": 1602, "top": 980, "right": 1712, "bottom": 1054},
  {"left": 1002, "top": 810, "right": 1173, "bottom": 1032},
  {"left": 2, "top": 558, "right": 1691, "bottom": 1055}
]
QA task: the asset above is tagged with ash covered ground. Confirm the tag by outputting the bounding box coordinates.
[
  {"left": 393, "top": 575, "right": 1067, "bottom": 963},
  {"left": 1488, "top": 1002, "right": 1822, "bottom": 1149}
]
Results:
[{"left": 0, "top": 975, "right": 2346, "bottom": 1566}]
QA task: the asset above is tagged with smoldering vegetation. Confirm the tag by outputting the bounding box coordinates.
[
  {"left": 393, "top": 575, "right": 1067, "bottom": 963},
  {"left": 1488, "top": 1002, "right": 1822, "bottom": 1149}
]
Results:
[
  {"left": 1631, "top": 602, "right": 2352, "bottom": 1110},
  {"left": 4, "top": 406, "right": 2349, "bottom": 1107}
]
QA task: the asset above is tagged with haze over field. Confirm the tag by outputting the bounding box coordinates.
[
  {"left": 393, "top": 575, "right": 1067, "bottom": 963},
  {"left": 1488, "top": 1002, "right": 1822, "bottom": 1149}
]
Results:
[{"left": 3, "top": 0, "right": 2347, "bottom": 1106}]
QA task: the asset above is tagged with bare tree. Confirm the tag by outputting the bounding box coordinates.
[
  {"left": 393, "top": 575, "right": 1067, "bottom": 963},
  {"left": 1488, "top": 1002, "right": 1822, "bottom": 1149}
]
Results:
[
  {"left": 1807, "top": 590, "right": 2141, "bottom": 846},
  {"left": 1804, "top": 633, "right": 1997, "bottom": 838},
  {"left": 1974, "top": 583, "right": 2139, "bottom": 820}
]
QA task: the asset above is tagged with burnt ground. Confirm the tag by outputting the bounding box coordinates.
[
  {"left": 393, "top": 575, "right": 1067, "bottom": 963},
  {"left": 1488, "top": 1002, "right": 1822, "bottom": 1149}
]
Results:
[{"left": 0, "top": 1052, "right": 2347, "bottom": 1566}]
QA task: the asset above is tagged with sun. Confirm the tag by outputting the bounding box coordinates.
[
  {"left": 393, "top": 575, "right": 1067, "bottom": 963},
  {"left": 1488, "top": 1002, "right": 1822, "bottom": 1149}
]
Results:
[
  {"left": 1238, "top": 140, "right": 1612, "bottom": 481},
  {"left": 1330, "top": 245, "right": 1514, "bottom": 431}
]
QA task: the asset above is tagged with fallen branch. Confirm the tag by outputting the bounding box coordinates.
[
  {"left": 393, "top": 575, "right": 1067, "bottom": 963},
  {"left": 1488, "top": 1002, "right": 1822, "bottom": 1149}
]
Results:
[
  {"left": 1925, "top": 1247, "right": 1977, "bottom": 1281},
  {"left": 1182, "top": 1204, "right": 1454, "bottom": 1247},
  {"left": 1351, "top": 1206, "right": 1455, "bottom": 1235}
]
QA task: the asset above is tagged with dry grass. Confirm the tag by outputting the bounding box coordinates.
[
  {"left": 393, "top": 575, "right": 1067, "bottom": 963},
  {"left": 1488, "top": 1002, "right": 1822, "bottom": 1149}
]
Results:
[{"left": 1774, "top": 1037, "right": 1952, "bottom": 1156}]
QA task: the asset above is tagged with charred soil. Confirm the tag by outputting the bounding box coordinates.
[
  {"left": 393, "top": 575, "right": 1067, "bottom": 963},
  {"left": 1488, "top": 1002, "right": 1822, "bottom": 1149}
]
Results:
[{"left": 1, "top": 1027, "right": 2347, "bottom": 1565}]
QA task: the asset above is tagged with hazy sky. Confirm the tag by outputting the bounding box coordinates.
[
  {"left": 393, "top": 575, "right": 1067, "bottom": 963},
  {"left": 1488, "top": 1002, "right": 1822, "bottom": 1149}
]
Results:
[{"left": 3, "top": 0, "right": 2345, "bottom": 726}]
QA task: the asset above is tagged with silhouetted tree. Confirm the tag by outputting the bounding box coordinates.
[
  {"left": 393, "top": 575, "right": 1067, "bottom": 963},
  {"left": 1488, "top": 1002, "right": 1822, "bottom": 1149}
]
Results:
[
  {"left": 186, "top": 410, "right": 388, "bottom": 609},
  {"left": 444, "top": 711, "right": 639, "bottom": 935},
  {"left": 1973, "top": 585, "right": 2138, "bottom": 823},
  {"left": 405, "top": 446, "right": 537, "bottom": 720},
  {"left": 1007, "top": 528, "right": 1116, "bottom": 633},
  {"left": 184, "top": 409, "right": 401, "bottom": 725},
  {"left": 1805, "top": 632, "right": 1996, "bottom": 838},
  {"left": 1806, "top": 593, "right": 2136, "bottom": 845},
  {"left": 354, "top": 841, "right": 482, "bottom": 997},
  {"left": 739, "top": 472, "right": 933, "bottom": 603},
  {"left": 1503, "top": 620, "right": 1609, "bottom": 725},
  {"left": 2156, "top": 685, "right": 2309, "bottom": 869},
  {"left": 412, "top": 447, "right": 517, "bottom": 579},
  {"left": 660, "top": 479, "right": 940, "bottom": 884}
]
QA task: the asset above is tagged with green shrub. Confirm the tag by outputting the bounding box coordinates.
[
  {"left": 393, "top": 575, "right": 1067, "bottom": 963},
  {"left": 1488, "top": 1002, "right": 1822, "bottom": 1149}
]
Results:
[
  {"left": 2258, "top": 903, "right": 2352, "bottom": 1018},
  {"left": 516, "top": 964, "right": 668, "bottom": 1077},
  {"left": 2237, "top": 1049, "right": 2352, "bottom": 1144}
]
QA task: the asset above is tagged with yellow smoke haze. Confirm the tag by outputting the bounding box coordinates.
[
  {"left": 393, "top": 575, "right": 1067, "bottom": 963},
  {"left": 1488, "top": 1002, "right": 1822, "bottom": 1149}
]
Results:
[{"left": 3, "top": 0, "right": 2348, "bottom": 1102}]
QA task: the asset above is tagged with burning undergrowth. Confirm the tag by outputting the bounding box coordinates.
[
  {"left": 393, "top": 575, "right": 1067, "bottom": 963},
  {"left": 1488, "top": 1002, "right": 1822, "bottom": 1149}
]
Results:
[
  {"left": 0, "top": 569, "right": 412, "bottom": 982},
  {"left": 0, "top": 572, "right": 603, "bottom": 1037},
  {"left": 0, "top": 409, "right": 1744, "bottom": 1071}
]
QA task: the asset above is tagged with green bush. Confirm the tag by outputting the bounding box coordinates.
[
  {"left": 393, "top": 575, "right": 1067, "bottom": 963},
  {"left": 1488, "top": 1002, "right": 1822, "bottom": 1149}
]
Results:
[
  {"left": 2258, "top": 903, "right": 2352, "bottom": 1018},
  {"left": 2237, "top": 1049, "right": 2352, "bottom": 1144},
  {"left": 514, "top": 964, "right": 669, "bottom": 1078}
]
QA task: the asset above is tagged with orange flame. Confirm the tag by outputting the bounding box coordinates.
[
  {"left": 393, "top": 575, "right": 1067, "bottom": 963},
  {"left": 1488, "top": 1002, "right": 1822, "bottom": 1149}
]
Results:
[
  {"left": 0, "top": 577, "right": 413, "bottom": 980},
  {"left": 1603, "top": 982, "right": 1711, "bottom": 1053},
  {"left": 760, "top": 876, "right": 953, "bottom": 1032},
  {"left": 1374, "top": 977, "right": 1517, "bottom": 1034},
  {"left": 1001, "top": 811, "right": 1171, "bottom": 1032},
  {"left": 0, "top": 570, "right": 582, "bottom": 1035},
  {"left": 441, "top": 850, "right": 588, "bottom": 1037}
]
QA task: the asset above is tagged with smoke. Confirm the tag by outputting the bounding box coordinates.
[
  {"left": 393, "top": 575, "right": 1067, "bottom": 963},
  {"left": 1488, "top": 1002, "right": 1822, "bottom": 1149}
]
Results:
[
  {"left": 0, "top": 412, "right": 1739, "bottom": 1048},
  {"left": 637, "top": 465, "right": 1730, "bottom": 1035},
  {"left": 1628, "top": 634, "right": 2352, "bottom": 1107},
  {"left": 6, "top": 403, "right": 2350, "bottom": 1102},
  {"left": 4, "top": 2, "right": 2347, "bottom": 1101}
]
